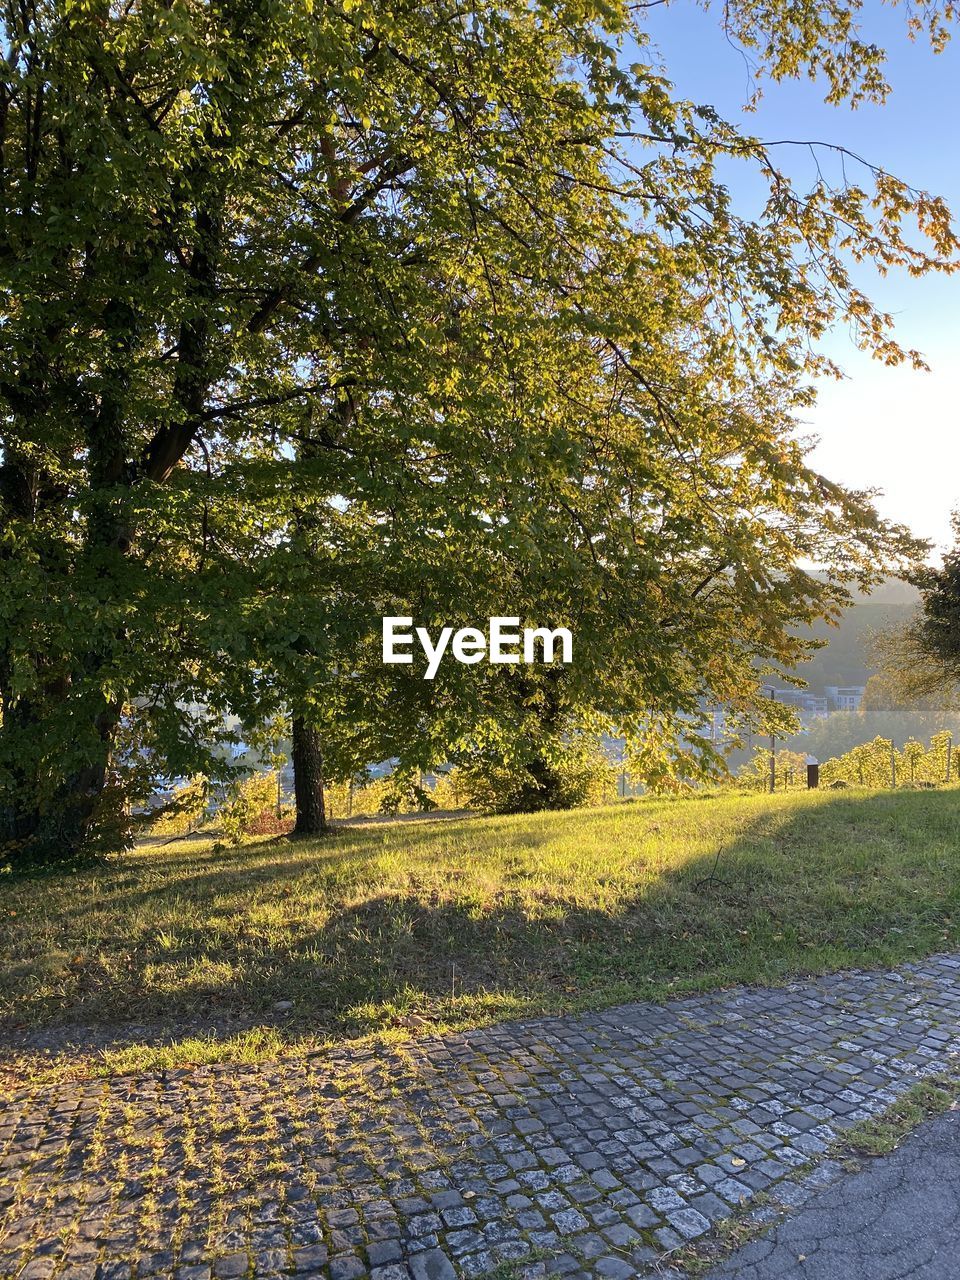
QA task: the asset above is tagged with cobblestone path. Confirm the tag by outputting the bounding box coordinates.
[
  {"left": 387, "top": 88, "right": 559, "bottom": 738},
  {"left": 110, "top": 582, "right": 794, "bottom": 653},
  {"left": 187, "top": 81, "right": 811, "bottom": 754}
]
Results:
[{"left": 2, "top": 955, "right": 960, "bottom": 1280}]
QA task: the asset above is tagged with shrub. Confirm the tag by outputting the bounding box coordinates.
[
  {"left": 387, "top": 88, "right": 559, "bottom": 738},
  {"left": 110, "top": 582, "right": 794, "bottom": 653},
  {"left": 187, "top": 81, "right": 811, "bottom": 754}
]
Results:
[
  {"left": 216, "top": 770, "right": 282, "bottom": 845},
  {"left": 737, "top": 747, "right": 810, "bottom": 793},
  {"left": 323, "top": 771, "right": 439, "bottom": 819},
  {"left": 454, "top": 740, "right": 617, "bottom": 815},
  {"left": 428, "top": 769, "right": 470, "bottom": 811},
  {"left": 147, "top": 775, "right": 209, "bottom": 836}
]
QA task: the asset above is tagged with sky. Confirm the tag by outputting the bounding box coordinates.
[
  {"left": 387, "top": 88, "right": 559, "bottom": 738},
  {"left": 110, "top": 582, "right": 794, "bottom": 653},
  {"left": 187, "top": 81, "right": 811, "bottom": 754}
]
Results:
[{"left": 640, "top": 4, "right": 960, "bottom": 558}]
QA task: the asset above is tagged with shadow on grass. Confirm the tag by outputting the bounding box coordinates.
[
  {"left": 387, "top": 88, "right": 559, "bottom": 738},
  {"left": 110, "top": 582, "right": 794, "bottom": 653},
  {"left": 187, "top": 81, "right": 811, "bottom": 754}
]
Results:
[{"left": 2, "top": 788, "right": 959, "bottom": 1062}]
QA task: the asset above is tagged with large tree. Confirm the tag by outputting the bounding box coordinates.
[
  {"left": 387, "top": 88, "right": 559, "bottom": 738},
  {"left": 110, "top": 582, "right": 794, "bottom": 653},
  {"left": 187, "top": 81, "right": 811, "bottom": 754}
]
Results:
[
  {"left": 876, "top": 514, "right": 960, "bottom": 705},
  {"left": 917, "top": 515, "right": 960, "bottom": 680},
  {"left": 0, "top": 0, "right": 953, "bottom": 861}
]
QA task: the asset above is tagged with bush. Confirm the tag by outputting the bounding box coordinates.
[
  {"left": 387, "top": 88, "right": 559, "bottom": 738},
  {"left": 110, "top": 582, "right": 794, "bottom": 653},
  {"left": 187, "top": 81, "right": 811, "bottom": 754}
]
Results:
[
  {"left": 454, "top": 741, "right": 617, "bottom": 815},
  {"left": 736, "top": 747, "right": 810, "bottom": 793},
  {"left": 428, "top": 769, "right": 470, "bottom": 811},
  {"left": 147, "top": 775, "right": 209, "bottom": 836},
  {"left": 216, "top": 770, "right": 282, "bottom": 845},
  {"left": 324, "top": 772, "right": 437, "bottom": 819}
]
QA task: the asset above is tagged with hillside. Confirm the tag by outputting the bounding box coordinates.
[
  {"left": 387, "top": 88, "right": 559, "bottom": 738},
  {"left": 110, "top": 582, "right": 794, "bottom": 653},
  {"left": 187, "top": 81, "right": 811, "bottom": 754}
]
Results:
[
  {"left": 788, "top": 578, "right": 919, "bottom": 692},
  {"left": 3, "top": 789, "right": 960, "bottom": 1076}
]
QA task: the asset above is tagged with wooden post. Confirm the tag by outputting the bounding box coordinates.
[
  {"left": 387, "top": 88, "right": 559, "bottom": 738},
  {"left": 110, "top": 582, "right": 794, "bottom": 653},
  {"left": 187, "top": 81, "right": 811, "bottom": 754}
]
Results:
[{"left": 769, "top": 687, "right": 776, "bottom": 795}]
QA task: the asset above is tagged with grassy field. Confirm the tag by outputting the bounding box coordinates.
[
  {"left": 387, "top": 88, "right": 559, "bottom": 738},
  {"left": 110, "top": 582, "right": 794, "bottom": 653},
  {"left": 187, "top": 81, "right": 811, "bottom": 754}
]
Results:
[{"left": 2, "top": 786, "right": 960, "bottom": 1072}]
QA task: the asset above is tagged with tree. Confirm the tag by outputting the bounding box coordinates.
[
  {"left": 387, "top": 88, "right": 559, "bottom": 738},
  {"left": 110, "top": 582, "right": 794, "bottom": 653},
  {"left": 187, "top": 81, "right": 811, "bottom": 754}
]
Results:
[
  {"left": 1, "top": 0, "right": 955, "bottom": 862},
  {"left": 910, "top": 514, "right": 960, "bottom": 688},
  {"left": 871, "top": 518, "right": 960, "bottom": 711}
]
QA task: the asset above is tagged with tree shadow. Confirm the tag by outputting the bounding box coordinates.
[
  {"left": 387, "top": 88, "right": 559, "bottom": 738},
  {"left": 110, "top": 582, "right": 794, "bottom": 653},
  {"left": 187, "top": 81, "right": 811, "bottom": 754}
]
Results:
[{"left": 2, "top": 788, "right": 959, "bottom": 1060}]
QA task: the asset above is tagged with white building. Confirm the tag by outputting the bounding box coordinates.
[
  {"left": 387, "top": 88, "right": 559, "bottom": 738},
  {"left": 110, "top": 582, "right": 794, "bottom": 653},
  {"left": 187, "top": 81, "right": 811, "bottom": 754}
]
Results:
[{"left": 825, "top": 686, "right": 866, "bottom": 713}]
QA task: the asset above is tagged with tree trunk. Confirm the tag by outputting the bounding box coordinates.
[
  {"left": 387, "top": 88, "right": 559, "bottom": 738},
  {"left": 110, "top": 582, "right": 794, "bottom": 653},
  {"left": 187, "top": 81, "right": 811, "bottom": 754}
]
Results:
[
  {"left": 0, "top": 682, "right": 120, "bottom": 864},
  {"left": 0, "top": 691, "right": 42, "bottom": 854},
  {"left": 515, "top": 756, "right": 567, "bottom": 812},
  {"left": 292, "top": 715, "right": 327, "bottom": 835}
]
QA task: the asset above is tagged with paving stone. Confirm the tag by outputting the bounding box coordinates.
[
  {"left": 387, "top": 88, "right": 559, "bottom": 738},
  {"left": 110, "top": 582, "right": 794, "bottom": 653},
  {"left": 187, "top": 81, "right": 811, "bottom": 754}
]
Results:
[
  {"left": 593, "top": 1259, "right": 635, "bottom": 1280},
  {"left": 327, "top": 1207, "right": 359, "bottom": 1228},
  {"left": 691, "top": 1191, "right": 731, "bottom": 1223},
  {"left": 568, "top": 1233, "right": 606, "bottom": 1260},
  {"left": 212, "top": 1254, "right": 250, "bottom": 1280},
  {"left": 367, "top": 1241, "right": 403, "bottom": 1267},
  {"left": 553, "top": 1208, "right": 591, "bottom": 1234},
  {"left": 18, "top": 1263, "right": 57, "bottom": 1280},
  {"left": 4, "top": 954, "right": 960, "bottom": 1280},
  {"left": 409, "top": 1248, "right": 457, "bottom": 1280},
  {"left": 440, "top": 1205, "right": 477, "bottom": 1228},
  {"left": 445, "top": 1228, "right": 484, "bottom": 1256},
  {"left": 653, "top": 1225, "right": 685, "bottom": 1252},
  {"left": 713, "top": 1176, "right": 752, "bottom": 1204},
  {"left": 429, "top": 1191, "right": 464, "bottom": 1211},
  {"left": 96, "top": 1267, "right": 133, "bottom": 1280},
  {"left": 328, "top": 1257, "right": 367, "bottom": 1280},
  {"left": 544, "top": 1256, "right": 582, "bottom": 1276},
  {"left": 625, "top": 1202, "right": 660, "bottom": 1229},
  {"left": 666, "top": 1207, "right": 711, "bottom": 1239},
  {"left": 458, "top": 1253, "right": 495, "bottom": 1278},
  {"left": 494, "top": 1239, "right": 531, "bottom": 1262},
  {"left": 602, "top": 1221, "right": 640, "bottom": 1249},
  {"left": 647, "top": 1186, "right": 686, "bottom": 1213}
]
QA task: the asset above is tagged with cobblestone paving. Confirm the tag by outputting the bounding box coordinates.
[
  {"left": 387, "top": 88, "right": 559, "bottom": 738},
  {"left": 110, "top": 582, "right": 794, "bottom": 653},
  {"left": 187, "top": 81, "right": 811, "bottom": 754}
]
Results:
[{"left": 2, "top": 955, "right": 960, "bottom": 1280}]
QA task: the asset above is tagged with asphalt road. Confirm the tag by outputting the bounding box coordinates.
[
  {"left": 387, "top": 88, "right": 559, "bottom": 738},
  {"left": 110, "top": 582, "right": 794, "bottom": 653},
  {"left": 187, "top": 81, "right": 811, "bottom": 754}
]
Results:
[{"left": 707, "top": 1108, "right": 960, "bottom": 1280}]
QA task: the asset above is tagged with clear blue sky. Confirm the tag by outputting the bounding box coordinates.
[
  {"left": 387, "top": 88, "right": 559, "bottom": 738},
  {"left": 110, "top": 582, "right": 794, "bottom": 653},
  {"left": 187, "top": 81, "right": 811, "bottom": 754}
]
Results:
[{"left": 640, "top": 4, "right": 960, "bottom": 557}]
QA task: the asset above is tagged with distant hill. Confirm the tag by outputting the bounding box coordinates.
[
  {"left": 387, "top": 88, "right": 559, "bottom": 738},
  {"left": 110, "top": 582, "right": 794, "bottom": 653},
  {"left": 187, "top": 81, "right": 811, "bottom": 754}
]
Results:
[{"left": 786, "top": 578, "right": 919, "bottom": 692}]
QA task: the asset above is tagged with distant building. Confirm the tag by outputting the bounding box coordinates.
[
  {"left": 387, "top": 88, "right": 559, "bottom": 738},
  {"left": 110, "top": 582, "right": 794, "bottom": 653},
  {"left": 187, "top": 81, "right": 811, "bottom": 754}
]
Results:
[
  {"left": 765, "top": 685, "right": 866, "bottom": 720},
  {"left": 772, "top": 688, "right": 828, "bottom": 721},
  {"left": 825, "top": 685, "right": 865, "bottom": 713}
]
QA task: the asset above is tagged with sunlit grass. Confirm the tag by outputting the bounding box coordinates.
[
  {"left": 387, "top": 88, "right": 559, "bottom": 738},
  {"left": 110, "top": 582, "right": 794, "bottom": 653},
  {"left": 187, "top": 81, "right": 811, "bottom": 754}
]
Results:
[
  {"left": 97, "top": 1026, "right": 288, "bottom": 1077},
  {"left": 2, "top": 787, "right": 959, "bottom": 1068}
]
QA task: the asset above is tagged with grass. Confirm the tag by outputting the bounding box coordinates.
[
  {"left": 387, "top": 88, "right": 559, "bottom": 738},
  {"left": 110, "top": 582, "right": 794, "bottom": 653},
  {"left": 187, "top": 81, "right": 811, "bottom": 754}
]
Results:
[
  {"left": 2, "top": 786, "right": 960, "bottom": 1072},
  {"left": 835, "top": 1071, "right": 960, "bottom": 1159}
]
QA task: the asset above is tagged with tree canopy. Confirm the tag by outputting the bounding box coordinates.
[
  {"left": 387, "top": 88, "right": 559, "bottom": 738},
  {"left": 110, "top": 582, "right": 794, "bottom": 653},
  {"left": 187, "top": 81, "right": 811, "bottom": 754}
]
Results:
[
  {"left": 877, "top": 514, "right": 960, "bottom": 706},
  {"left": 1, "top": 0, "right": 955, "bottom": 861}
]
